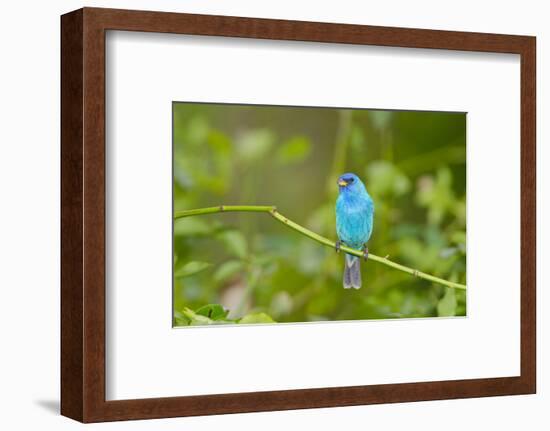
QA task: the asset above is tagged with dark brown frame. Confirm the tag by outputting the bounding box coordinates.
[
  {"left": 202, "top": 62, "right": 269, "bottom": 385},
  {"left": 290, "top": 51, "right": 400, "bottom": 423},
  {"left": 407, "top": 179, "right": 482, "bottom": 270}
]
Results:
[{"left": 61, "top": 7, "right": 536, "bottom": 423}]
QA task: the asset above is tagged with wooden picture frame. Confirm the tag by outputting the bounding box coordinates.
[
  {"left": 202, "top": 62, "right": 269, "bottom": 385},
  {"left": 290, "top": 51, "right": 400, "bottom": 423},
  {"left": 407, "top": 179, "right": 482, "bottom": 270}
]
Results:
[{"left": 61, "top": 7, "right": 536, "bottom": 423}]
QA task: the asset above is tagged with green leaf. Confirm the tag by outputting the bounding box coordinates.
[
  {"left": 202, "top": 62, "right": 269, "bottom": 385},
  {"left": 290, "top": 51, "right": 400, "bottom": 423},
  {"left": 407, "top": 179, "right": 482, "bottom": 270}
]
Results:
[
  {"left": 174, "top": 261, "right": 212, "bottom": 278},
  {"left": 176, "top": 305, "right": 278, "bottom": 326},
  {"left": 213, "top": 260, "right": 244, "bottom": 283},
  {"left": 181, "top": 307, "right": 213, "bottom": 325},
  {"left": 217, "top": 230, "right": 248, "bottom": 259},
  {"left": 173, "top": 310, "right": 190, "bottom": 326},
  {"left": 195, "top": 304, "right": 229, "bottom": 320},
  {"left": 178, "top": 306, "right": 238, "bottom": 326},
  {"left": 238, "top": 312, "right": 276, "bottom": 324},
  {"left": 211, "top": 319, "right": 237, "bottom": 325},
  {"left": 276, "top": 136, "right": 311, "bottom": 164},
  {"left": 437, "top": 288, "right": 457, "bottom": 317}
]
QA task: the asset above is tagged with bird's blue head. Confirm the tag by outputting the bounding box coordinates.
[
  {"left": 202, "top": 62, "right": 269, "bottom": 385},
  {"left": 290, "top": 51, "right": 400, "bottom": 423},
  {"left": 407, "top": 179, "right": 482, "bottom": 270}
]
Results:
[{"left": 337, "top": 172, "right": 367, "bottom": 195}]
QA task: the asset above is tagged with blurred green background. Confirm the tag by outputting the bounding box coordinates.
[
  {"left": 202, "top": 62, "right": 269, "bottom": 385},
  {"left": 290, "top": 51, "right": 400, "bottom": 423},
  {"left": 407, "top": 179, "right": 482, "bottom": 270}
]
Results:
[{"left": 173, "top": 102, "right": 466, "bottom": 326}]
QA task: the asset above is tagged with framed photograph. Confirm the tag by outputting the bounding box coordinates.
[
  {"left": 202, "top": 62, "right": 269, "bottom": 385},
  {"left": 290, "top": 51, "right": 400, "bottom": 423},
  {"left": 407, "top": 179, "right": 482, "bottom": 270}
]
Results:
[{"left": 61, "top": 7, "right": 536, "bottom": 422}]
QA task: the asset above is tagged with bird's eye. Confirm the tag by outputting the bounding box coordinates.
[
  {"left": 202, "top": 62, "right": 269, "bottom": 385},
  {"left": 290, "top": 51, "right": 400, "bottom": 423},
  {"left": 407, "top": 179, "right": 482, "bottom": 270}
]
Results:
[{"left": 348, "top": 178, "right": 355, "bottom": 183}]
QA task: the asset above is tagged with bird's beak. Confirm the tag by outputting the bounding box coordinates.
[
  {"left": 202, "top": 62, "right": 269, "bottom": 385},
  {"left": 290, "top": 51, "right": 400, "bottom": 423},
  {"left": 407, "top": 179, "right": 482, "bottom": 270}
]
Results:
[{"left": 338, "top": 179, "right": 348, "bottom": 187}]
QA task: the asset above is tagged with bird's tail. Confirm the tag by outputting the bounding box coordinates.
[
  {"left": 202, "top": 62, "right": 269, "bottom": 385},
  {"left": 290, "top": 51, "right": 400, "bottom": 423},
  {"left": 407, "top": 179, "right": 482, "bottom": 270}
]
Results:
[{"left": 343, "top": 254, "right": 361, "bottom": 289}]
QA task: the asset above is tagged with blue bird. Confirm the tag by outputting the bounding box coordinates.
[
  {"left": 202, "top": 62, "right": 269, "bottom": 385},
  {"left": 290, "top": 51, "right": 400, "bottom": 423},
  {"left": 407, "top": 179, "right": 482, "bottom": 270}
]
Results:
[{"left": 335, "top": 173, "right": 374, "bottom": 289}]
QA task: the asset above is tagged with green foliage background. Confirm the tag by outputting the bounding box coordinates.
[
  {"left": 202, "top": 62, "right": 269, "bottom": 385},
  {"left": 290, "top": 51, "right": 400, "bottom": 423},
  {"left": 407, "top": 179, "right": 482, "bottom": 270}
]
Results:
[{"left": 173, "top": 103, "right": 466, "bottom": 325}]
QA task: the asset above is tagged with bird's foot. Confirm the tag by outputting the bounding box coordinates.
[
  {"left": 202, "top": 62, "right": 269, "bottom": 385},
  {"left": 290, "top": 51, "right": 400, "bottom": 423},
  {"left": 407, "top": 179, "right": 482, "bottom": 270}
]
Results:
[
  {"left": 363, "top": 247, "right": 369, "bottom": 261},
  {"left": 335, "top": 240, "right": 342, "bottom": 253}
]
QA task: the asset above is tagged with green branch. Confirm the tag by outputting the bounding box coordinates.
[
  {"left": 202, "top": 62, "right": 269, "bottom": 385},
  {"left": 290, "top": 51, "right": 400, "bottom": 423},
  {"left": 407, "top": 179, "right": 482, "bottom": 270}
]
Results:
[{"left": 174, "top": 205, "right": 466, "bottom": 290}]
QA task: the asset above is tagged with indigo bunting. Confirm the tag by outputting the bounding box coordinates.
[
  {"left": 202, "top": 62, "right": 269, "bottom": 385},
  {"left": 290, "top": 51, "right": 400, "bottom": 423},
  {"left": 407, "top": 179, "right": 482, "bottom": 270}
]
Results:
[{"left": 335, "top": 173, "right": 374, "bottom": 289}]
